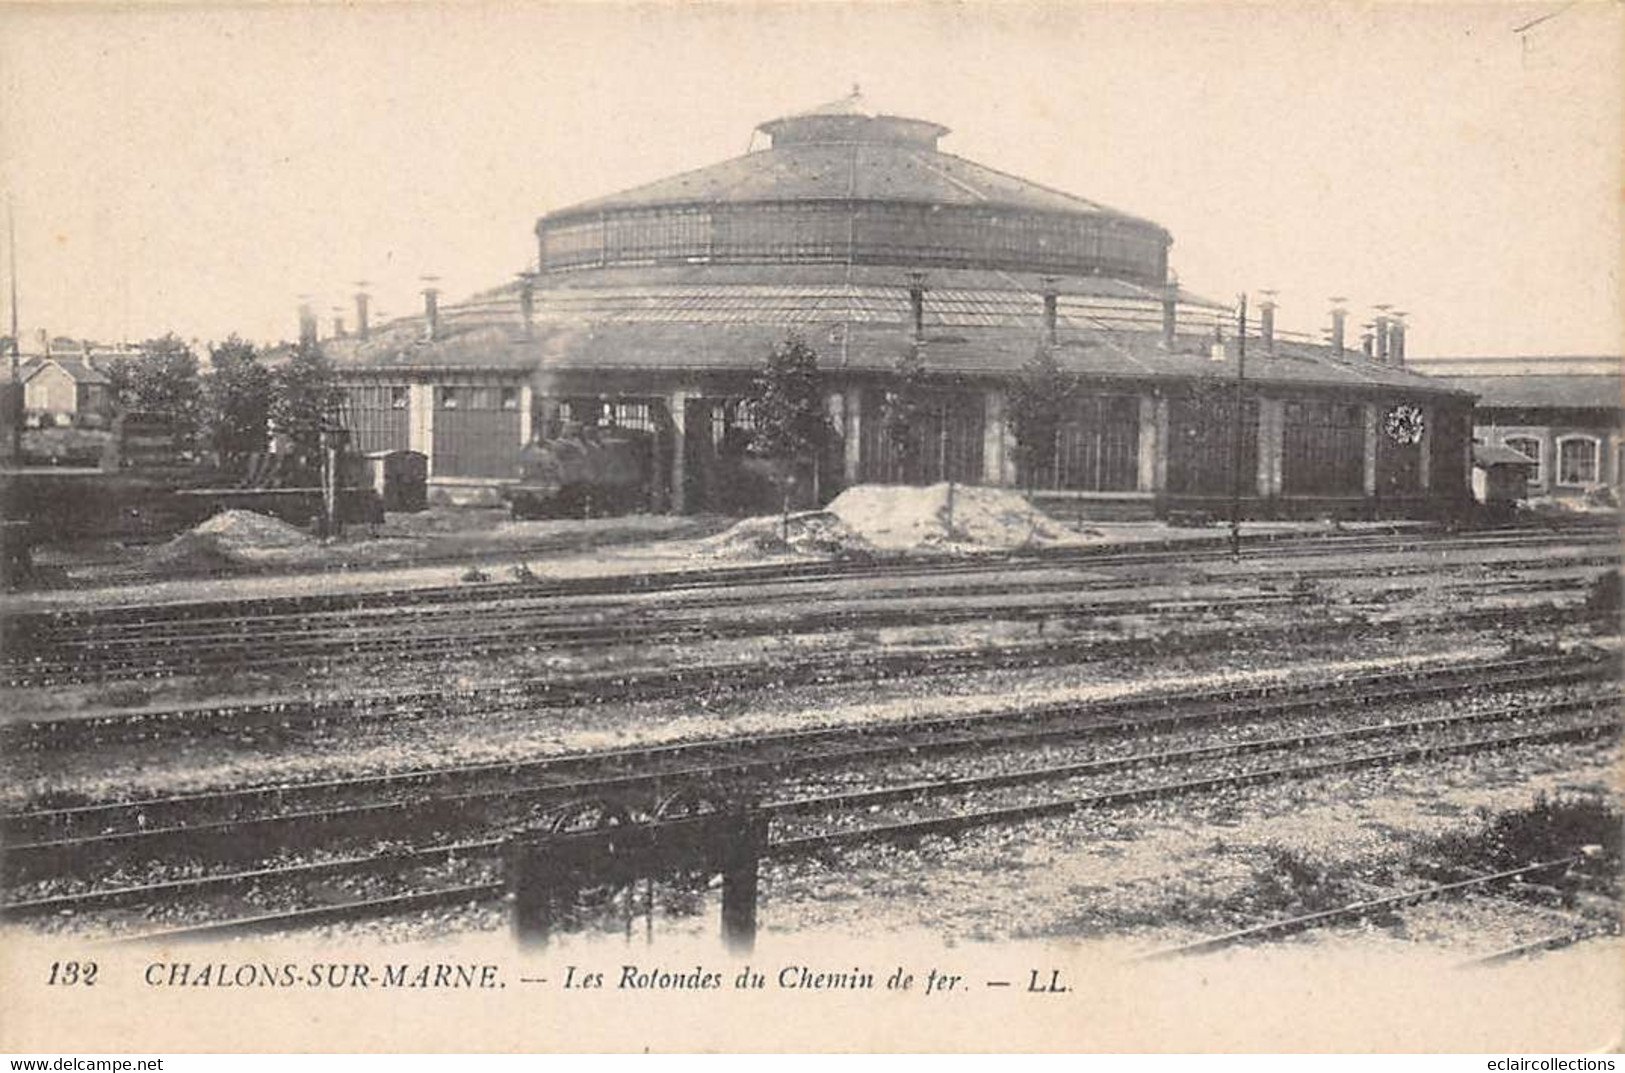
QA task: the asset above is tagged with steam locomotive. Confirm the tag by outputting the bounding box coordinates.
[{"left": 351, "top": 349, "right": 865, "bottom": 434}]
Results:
[{"left": 504, "top": 424, "right": 654, "bottom": 519}]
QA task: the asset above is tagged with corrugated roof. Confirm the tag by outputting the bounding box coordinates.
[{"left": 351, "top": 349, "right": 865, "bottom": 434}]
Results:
[
  {"left": 331, "top": 282, "right": 1468, "bottom": 397},
  {"left": 1425, "top": 374, "right": 1621, "bottom": 410},
  {"left": 549, "top": 139, "right": 1163, "bottom": 232}
]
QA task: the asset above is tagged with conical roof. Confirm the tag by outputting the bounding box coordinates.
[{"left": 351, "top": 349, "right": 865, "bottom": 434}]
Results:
[
  {"left": 538, "top": 95, "right": 1171, "bottom": 284},
  {"left": 551, "top": 98, "right": 1146, "bottom": 222}
]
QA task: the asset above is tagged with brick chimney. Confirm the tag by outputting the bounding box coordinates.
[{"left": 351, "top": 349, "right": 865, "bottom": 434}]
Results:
[
  {"left": 517, "top": 272, "right": 536, "bottom": 340},
  {"left": 1360, "top": 325, "right": 1375, "bottom": 358},
  {"left": 353, "top": 287, "right": 371, "bottom": 341},
  {"left": 1161, "top": 275, "right": 1178, "bottom": 349},
  {"left": 298, "top": 303, "right": 318, "bottom": 346},
  {"left": 1209, "top": 319, "right": 1227, "bottom": 362},
  {"left": 1259, "top": 292, "right": 1277, "bottom": 354},
  {"left": 907, "top": 272, "right": 927, "bottom": 342},
  {"left": 1329, "top": 298, "right": 1347, "bottom": 358},
  {"left": 421, "top": 281, "right": 441, "bottom": 343},
  {"left": 1389, "top": 313, "right": 1407, "bottom": 365},
  {"left": 1040, "top": 277, "right": 1058, "bottom": 345}
]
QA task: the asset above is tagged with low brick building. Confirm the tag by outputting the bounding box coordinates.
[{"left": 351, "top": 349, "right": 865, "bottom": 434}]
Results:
[{"left": 1409, "top": 356, "right": 1621, "bottom": 501}]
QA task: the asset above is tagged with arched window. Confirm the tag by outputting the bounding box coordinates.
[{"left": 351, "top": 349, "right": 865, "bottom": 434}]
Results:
[
  {"left": 1556, "top": 436, "right": 1600, "bottom": 486},
  {"left": 1502, "top": 435, "right": 1543, "bottom": 484}
]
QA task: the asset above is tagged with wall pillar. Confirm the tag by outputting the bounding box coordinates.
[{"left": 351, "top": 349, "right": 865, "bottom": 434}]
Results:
[
  {"left": 1257, "top": 397, "right": 1285, "bottom": 497},
  {"left": 1417, "top": 405, "right": 1432, "bottom": 491},
  {"left": 843, "top": 386, "right": 863, "bottom": 483},
  {"left": 409, "top": 383, "right": 435, "bottom": 477},
  {"left": 1152, "top": 396, "right": 1170, "bottom": 493},
  {"left": 668, "top": 390, "right": 690, "bottom": 514},
  {"left": 1136, "top": 394, "right": 1158, "bottom": 493},
  {"left": 983, "top": 389, "right": 1010, "bottom": 486},
  {"left": 1362, "top": 402, "right": 1379, "bottom": 497}
]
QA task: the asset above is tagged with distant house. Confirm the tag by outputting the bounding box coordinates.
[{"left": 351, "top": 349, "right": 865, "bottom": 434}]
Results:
[
  {"left": 20, "top": 356, "right": 112, "bottom": 424},
  {"left": 1410, "top": 356, "right": 1621, "bottom": 499}
]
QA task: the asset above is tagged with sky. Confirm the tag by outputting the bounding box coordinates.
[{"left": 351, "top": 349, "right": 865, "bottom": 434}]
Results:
[{"left": 0, "top": 1, "right": 1619, "bottom": 358}]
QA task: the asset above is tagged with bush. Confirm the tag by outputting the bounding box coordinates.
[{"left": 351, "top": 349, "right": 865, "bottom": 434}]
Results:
[{"left": 1429, "top": 794, "right": 1621, "bottom": 875}]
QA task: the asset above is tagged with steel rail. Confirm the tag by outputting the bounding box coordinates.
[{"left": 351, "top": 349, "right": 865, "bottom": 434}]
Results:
[
  {"left": 13, "top": 523, "right": 1614, "bottom": 637},
  {"left": 17, "top": 560, "right": 1609, "bottom": 673},
  {"left": 1460, "top": 927, "right": 1614, "bottom": 967},
  {"left": 4, "top": 583, "right": 1608, "bottom": 690},
  {"left": 17, "top": 549, "right": 1613, "bottom": 649},
  {"left": 47, "top": 517, "right": 1609, "bottom": 597},
  {"left": 1138, "top": 855, "right": 1596, "bottom": 961},
  {"left": 9, "top": 692, "right": 1612, "bottom": 910},
  {"left": 768, "top": 721, "right": 1618, "bottom": 855},
  {"left": 92, "top": 715, "right": 1619, "bottom": 943},
  {"left": 4, "top": 614, "right": 1614, "bottom": 754},
  {"left": 5, "top": 654, "right": 1611, "bottom": 856}
]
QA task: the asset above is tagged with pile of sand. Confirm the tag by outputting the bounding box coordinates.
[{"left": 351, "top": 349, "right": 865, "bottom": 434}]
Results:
[
  {"left": 146, "top": 509, "right": 313, "bottom": 572},
  {"left": 826, "top": 483, "right": 1091, "bottom": 551},
  {"left": 700, "top": 484, "right": 1094, "bottom": 559},
  {"left": 695, "top": 510, "right": 876, "bottom": 560}
]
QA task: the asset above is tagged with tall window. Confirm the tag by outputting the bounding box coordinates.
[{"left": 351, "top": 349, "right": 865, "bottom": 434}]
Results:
[
  {"left": 1282, "top": 399, "right": 1365, "bottom": 496},
  {"left": 1032, "top": 393, "right": 1140, "bottom": 492},
  {"left": 1501, "top": 436, "right": 1542, "bottom": 484},
  {"left": 1557, "top": 436, "right": 1599, "bottom": 485}
]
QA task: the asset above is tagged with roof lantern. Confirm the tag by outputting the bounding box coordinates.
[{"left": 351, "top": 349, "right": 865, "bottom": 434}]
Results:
[{"left": 755, "top": 86, "right": 950, "bottom": 149}]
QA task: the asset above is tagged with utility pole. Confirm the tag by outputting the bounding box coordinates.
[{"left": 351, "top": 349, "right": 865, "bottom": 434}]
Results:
[
  {"left": 1229, "top": 292, "right": 1247, "bottom": 560},
  {"left": 8, "top": 198, "right": 20, "bottom": 463}
]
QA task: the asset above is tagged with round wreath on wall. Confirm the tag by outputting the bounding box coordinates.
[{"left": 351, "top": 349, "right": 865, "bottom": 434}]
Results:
[{"left": 1383, "top": 405, "right": 1426, "bottom": 446}]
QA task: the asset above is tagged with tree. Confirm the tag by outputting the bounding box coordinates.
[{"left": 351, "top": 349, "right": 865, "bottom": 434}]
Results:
[
  {"left": 269, "top": 340, "right": 344, "bottom": 474},
  {"left": 104, "top": 333, "right": 204, "bottom": 452},
  {"left": 1007, "top": 343, "right": 1078, "bottom": 493},
  {"left": 204, "top": 335, "right": 273, "bottom": 468},
  {"left": 749, "top": 332, "right": 833, "bottom": 527},
  {"left": 879, "top": 343, "right": 931, "bottom": 484}
]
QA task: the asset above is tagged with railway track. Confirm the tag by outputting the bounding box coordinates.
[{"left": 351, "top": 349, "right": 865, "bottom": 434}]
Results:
[
  {"left": 4, "top": 552, "right": 1612, "bottom": 688},
  {"left": 5, "top": 657, "right": 1616, "bottom": 930},
  {"left": 6, "top": 606, "right": 1616, "bottom": 755},
  {"left": 52, "top": 704, "right": 1622, "bottom": 942},
  {"left": 18, "top": 544, "right": 1614, "bottom": 649},
  {"left": 1138, "top": 853, "right": 1610, "bottom": 961},
  {"left": 4, "top": 649, "right": 1610, "bottom": 850},
  {"left": 16, "top": 551, "right": 1610, "bottom": 654},
  {"left": 8, "top": 522, "right": 1613, "bottom": 639}
]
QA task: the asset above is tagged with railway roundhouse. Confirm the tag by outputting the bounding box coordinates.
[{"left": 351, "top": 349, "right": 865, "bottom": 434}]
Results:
[{"left": 327, "top": 93, "right": 1475, "bottom": 519}]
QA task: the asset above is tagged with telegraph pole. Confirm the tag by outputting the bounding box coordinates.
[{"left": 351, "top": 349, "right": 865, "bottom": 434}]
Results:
[
  {"left": 8, "top": 198, "right": 20, "bottom": 463},
  {"left": 1229, "top": 292, "right": 1247, "bottom": 559}
]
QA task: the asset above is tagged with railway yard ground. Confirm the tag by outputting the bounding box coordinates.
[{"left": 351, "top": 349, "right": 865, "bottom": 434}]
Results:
[{"left": 0, "top": 501, "right": 1619, "bottom": 969}]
